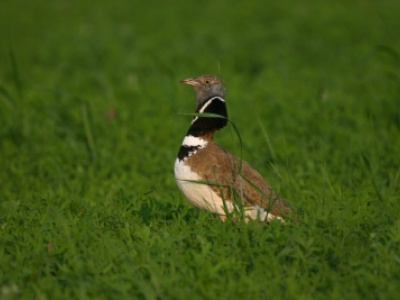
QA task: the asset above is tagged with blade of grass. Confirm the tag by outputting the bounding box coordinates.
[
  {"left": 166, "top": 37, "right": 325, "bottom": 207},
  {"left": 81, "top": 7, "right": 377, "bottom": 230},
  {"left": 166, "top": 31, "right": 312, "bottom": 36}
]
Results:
[
  {"left": 258, "top": 119, "right": 276, "bottom": 161},
  {"left": 0, "top": 84, "right": 15, "bottom": 110},
  {"left": 82, "top": 103, "right": 96, "bottom": 160},
  {"left": 361, "top": 150, "right": 384, "bottom": 203},
  {"left": 9, "top": 48, "right": 23, "bottom": 99}
]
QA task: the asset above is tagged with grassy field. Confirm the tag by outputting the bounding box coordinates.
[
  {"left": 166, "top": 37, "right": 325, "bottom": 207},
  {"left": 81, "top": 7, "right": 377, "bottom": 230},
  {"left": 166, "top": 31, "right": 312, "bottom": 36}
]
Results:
[{"left": 1, "top": 0, "right": 400, "bottom": 299}]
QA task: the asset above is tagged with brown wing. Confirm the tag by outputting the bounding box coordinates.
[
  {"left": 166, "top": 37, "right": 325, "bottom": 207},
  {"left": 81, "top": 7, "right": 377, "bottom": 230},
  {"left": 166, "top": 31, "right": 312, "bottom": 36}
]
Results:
[{"left": 185, "top": 141, "right": 291, "bottom": 218}]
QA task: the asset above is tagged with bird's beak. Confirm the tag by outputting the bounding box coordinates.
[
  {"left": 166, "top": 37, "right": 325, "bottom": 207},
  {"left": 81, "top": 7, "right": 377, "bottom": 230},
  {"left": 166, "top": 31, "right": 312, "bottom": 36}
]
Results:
[{"left": 180, "top": 78, "right": 199, "bottom": 86}]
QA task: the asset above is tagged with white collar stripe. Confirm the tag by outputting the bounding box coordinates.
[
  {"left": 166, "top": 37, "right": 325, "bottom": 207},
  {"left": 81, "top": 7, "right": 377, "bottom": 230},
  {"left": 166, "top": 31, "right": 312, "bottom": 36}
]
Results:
[
  {"left": 182, "top": 135, "right": 208, "bottom": 147},
  {"left": 199, "top": 97, "right": 225, "bottom": 113}
]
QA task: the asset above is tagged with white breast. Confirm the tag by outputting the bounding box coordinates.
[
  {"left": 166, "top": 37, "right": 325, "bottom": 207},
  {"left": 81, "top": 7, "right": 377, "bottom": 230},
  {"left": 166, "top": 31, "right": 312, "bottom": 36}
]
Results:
[{"left": 174, "top": 158, "right": 233, "bottom": 215}]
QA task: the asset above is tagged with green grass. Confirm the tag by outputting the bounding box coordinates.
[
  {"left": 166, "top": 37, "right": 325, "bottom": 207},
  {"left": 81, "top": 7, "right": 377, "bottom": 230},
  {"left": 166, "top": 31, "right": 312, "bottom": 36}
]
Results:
[{"left": 1, "top": 0, "right": 400, "bottom": 299}]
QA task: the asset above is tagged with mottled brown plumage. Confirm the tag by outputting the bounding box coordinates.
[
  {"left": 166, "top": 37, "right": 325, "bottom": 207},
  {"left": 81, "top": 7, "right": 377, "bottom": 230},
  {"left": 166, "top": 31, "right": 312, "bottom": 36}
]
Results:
[{"left": 185, "top": 131, "right": 291, "bottom": 218}]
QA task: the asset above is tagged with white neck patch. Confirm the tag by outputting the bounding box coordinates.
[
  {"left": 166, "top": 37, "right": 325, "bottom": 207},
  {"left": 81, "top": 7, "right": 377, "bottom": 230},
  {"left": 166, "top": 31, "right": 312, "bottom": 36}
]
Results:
[{"left": 182, "top": 135, "right": 208, "bottom": 148}]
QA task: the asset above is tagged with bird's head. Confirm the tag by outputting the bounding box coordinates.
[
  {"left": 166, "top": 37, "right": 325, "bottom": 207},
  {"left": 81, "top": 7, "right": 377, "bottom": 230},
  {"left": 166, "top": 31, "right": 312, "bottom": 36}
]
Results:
[{"left": 180, "top": 74, "right": 225, "bottom": 109}]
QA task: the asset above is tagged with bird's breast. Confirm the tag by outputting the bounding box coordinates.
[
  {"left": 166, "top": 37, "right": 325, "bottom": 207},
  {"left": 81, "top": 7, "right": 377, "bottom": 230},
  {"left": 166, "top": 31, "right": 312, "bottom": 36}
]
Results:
[{"left": 174, "top": 158, "right": 233, "bottom": 215}]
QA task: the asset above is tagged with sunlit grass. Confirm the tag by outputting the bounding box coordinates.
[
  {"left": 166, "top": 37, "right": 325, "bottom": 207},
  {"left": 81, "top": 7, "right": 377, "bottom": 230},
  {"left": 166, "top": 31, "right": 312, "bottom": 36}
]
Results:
[{"left": 1, "top": 0, "right": 400, "bottom": 299}]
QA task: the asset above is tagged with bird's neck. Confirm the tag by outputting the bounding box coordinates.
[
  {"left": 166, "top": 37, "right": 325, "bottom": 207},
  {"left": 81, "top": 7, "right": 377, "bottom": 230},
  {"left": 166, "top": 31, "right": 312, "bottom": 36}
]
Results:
[
  {"left": 187, "top": 96, "right": 228, "bottom": 137},
  {"left": 177, "top": 96, "right": 228, "bottom": 161}
]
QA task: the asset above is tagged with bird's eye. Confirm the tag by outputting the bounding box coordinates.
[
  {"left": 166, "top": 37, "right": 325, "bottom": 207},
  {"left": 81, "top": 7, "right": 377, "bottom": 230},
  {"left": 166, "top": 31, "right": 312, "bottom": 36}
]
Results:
[{"left": 205, "top": 80, "right": 210, "bottom": 84}]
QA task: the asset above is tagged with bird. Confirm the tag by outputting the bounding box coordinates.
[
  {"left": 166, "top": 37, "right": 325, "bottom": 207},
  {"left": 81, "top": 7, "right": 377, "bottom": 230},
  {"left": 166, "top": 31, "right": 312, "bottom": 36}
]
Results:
[{"left": 174, "top": 74, "right": 292, "bottom": 223}]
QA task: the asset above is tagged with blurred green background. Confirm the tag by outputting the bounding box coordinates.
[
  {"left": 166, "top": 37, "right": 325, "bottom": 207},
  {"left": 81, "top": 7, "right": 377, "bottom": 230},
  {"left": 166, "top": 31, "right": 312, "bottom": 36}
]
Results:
[{"left": 1, "top": 0, "right": 400, "bottom": 299}]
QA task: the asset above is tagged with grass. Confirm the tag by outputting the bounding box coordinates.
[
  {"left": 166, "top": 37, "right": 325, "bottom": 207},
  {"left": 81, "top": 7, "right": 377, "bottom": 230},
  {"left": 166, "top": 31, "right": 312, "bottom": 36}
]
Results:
[{"left": 1, "top": 0, "right": 400, "bottom": 299}]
